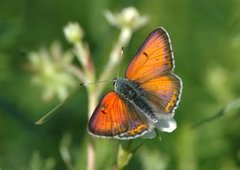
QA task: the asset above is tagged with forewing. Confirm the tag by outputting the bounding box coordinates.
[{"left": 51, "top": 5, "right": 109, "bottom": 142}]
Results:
[
  {"left": 88, "top": 91, "right": 149, "bottom": 139},
  {"left": 140, "top": 74, "right": 182, "bottom": 115},
  {"left": 125, "top": 27, "right": 174, "bottom": 83}
]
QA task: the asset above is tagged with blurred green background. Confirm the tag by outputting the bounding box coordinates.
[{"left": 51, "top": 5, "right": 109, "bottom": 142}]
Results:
[{"left": 1, "top": 0, "right": 240, "bottom": 170}]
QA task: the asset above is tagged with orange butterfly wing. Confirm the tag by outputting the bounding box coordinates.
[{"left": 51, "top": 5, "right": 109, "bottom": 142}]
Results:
[
  {"left": 125, "top": 27, "right": 182, "bottom": 115},
  {"left": 125, "top": 27, "right": 174, "bottom": 83},
  {"left": 88, "top": 91, "right": 149, "bottom": 139},
  {"left": 140, "top": 74, "right": 182, "bottom": 115}
]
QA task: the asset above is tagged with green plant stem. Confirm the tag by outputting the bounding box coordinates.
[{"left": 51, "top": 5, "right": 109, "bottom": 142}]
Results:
[
  {"left": 116, "top": 140, "right": 144, "bottom": 170},
  {"left": 73, "top": 37, "right": 97, "bottom": 170},
  {"left": 117, "top": 144, "right": 133, "bottom": 170},
  {"left": 86, "top": 85, "right": 97, "bottom": 170},
  {"left": 96, "top": 28, "right": 132, "bottom": 99}
]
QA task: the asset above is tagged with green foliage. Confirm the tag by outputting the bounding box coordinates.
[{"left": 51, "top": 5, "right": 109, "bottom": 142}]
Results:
[{"left": 27, "top": 151, "right": 55, "bottom": 170}]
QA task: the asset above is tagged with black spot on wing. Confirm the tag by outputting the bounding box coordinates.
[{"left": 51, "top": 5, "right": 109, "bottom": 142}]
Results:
[
  {"left": 101, "top": 104, "right": 107, "bottom": 114},
  {"left": 143, "top": 52, "right": 148, "bottom": 57}
]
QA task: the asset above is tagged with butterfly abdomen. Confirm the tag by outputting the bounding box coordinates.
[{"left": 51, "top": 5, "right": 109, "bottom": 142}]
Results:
[{"left": 115, "top": 78, "right": 157, "bottom": 122}]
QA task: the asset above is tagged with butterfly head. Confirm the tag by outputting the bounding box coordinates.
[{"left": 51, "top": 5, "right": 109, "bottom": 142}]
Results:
[
  {"left": 113, "top": 77, "right": 126, "bottom": 93},
  {"left": 112, "top": 77, "right": 127, "bottom": 88},
  {"left": 112, "top": 78, "right": 118, "bottom": 86}
]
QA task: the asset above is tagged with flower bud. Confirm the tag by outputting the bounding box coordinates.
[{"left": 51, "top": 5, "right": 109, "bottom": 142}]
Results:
[
  {"left": 63, "top": 22, "right": 84, "bottom": 44},
  {"left": 104, "top": 7, "right": 149, "bottom": 31}
]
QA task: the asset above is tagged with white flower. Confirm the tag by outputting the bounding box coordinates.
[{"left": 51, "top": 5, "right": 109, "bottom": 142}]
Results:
[
  {"left": 104, "top": 7, "right": 149, "bottom": 31},
  {"left": 28, "top": 42, "right": 77, "bottom": 101},
  {"left": 63, "top": 22, "right": 84, "bottom": 44}
]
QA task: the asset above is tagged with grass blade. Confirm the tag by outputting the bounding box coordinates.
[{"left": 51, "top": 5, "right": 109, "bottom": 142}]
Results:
[
  {"left": 192, "top": 98, "right": 240, "bottom": 128},
  {"left": 35, "top": 85, "right": 81, "bottom": 125}
]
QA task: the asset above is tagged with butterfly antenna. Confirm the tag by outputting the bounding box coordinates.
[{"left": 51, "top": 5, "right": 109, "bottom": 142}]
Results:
[
  {"left": 116, "top": 47, "right": 125, "bottom": 78},
  {"left": 80, "top": 79, "right": 113, "bottom": 87},
  {"left": 81, "top": 47, "right": 124, "bottom": 87}
]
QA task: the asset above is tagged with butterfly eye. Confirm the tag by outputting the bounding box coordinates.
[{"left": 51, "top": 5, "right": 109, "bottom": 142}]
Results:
[{"left": 112, "top": 78, "right": 117, "bottom": 86}]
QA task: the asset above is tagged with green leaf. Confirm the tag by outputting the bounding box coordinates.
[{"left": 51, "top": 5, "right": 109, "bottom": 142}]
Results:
[{"left": 35, "top": 85, "right": 81, "bottom": 125}]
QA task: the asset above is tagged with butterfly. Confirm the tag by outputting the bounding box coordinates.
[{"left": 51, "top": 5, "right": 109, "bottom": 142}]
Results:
[{"left": 88, "top": 27, "right": 182, "bottom": 139}]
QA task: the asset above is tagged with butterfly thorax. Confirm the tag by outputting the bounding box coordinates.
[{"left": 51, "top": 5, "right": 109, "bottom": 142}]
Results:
[
  {"left": 114, "top": 78, "right": 140, "bottom": 100},
  {"left": 114, "top": 78, "right": 157, "bottom": 122}
]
